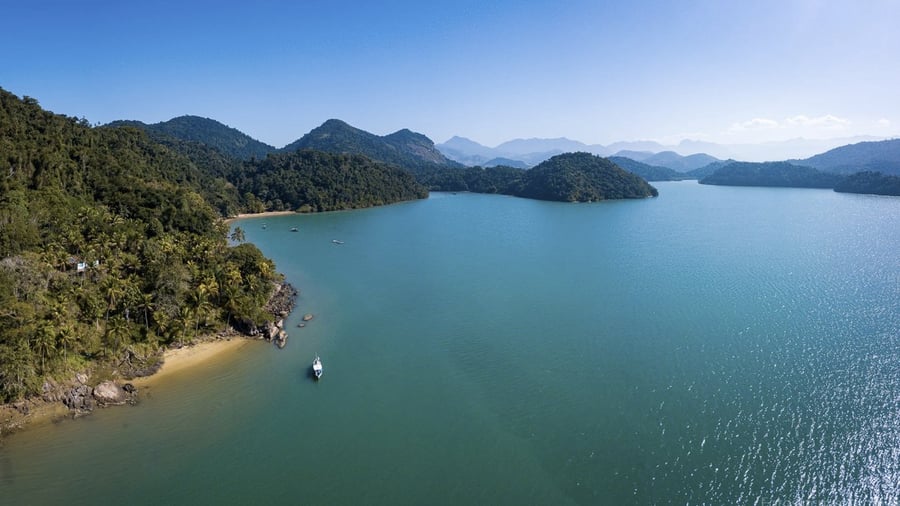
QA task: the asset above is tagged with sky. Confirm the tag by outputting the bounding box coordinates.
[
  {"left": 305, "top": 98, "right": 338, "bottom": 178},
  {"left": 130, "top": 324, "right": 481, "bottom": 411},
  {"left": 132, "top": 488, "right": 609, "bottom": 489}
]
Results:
[{"left": 2, "top": 0, "right": 898, "bottom": 149}]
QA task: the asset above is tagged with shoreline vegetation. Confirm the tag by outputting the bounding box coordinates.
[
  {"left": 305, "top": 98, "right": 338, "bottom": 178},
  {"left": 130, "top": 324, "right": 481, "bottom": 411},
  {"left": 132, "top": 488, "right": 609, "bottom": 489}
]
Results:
[
  {"left": 1, "top": 280, "right": 297, "bottom": 439},
  {"left": 1, "top": 337, "right": 251, "bottom": 437}
]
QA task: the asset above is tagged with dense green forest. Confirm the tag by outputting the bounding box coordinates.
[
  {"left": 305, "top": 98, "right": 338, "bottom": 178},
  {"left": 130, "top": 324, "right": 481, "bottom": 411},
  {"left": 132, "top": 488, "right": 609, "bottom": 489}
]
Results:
[
  {"left": 418, "top": 165, "right": 525, "bottom": 194},
  {"left": 700, "top": 161, "right": 844, "bottom": 188},
  {"left": 520, "top": 153, "right": 658, "bottom": 201},
  {"left": 833, "top": 171, "right": 900, "bottom": 196},
  {"left": 118, "top": 118, "right": 431, "bottom": 213},
  {"left": 419, "top": 153, "right": 658, "bottom": 201},
  {"left": 231, "top": 149, "right": 428, "bottom": 212},
  {"left": 109, "top": 116, "right": 276, "bottom": 161},
  {"left": 0, "top": 89, "right": 277, "bottom": 403}
]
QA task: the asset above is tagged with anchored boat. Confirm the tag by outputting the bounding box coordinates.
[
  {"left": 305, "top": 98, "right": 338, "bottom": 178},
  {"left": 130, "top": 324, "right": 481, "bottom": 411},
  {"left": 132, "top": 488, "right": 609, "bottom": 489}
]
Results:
[{"left": 312, "top": 355, "right": 323, "bottom": 380}]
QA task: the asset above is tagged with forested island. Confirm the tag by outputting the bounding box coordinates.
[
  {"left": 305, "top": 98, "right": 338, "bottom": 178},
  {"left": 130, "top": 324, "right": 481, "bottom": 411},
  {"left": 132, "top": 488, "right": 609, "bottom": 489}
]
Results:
[{"left": 420, "top": 152, "right": 658, "bottom": 201}]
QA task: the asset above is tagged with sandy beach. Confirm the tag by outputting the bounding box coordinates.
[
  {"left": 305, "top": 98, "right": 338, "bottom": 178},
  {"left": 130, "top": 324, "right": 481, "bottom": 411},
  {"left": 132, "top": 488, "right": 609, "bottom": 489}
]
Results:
[
  {"left": 131, "top": 338, "right": 253, "bottom": 388},
  {"left": 1, "top": 338, "right": 258, "bottom": 438},
  {"left": 224, "top": 210, "right": 296, "bottom": 224}
]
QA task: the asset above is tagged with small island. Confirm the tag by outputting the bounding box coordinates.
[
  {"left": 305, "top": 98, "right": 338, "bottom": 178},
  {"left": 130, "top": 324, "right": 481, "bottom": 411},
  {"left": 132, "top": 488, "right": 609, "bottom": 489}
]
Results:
[{"left": 419, "top": 152, "right": 658, "bottom": 201}]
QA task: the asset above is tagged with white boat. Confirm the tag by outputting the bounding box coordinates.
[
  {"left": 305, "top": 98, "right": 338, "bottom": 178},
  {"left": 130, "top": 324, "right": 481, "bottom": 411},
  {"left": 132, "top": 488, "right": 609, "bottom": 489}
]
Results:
[
  {"left": 312, "top": 355, "right": 323, "bottom": 380},
  {"left": 331, "top": 239, "right": 344, "bottom": 245}
]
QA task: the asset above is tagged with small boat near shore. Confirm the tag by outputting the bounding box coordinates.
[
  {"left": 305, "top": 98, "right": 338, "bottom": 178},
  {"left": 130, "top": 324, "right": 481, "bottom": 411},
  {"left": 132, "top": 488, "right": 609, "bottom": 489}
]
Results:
[{"left": 312, "top": 355, "right": 323, "bottom": 380}]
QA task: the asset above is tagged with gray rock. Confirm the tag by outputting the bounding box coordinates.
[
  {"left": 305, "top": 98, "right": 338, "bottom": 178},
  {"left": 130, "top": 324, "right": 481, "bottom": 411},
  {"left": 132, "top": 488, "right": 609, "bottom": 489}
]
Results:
[
  {"left": 274, "top": 330, "right": 288, "bottom": 349},
  {"left": 93, "top": 381, "right": 127, "bottom": 405},
  {"left": 41, "top": 379, "right": 62, "bottom": 402},
  {"left": 265, "top": 321, "right": 279, "bottom": 340}
]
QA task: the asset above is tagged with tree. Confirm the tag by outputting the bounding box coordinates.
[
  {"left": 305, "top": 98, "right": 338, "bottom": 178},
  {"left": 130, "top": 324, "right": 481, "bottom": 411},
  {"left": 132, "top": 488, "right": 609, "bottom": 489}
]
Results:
[
  {"left": 229, "top": 226, "right": 246, "bottom": 244},
  {"left": 33, "top": 322, "right": 58, "bottom": 373}
]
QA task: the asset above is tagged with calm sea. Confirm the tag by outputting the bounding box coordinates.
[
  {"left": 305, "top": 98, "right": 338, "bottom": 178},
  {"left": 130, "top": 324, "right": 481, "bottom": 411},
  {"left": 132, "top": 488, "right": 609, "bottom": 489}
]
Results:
[{"left": 2, "top": 182, "right": 899, "bottom": 504}]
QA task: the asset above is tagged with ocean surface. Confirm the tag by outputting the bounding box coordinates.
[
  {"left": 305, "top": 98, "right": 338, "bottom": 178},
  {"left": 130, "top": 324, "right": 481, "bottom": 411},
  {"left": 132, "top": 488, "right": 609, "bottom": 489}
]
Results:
[{"left": 2, "top": 181, "right": 900, "bottom": 504}]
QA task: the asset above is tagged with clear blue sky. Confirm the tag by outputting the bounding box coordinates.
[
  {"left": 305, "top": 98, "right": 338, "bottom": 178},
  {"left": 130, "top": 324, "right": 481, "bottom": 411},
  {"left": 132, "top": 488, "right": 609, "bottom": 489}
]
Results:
[{"left": 2, "top": 0, "right": 898, "bottom": 148}]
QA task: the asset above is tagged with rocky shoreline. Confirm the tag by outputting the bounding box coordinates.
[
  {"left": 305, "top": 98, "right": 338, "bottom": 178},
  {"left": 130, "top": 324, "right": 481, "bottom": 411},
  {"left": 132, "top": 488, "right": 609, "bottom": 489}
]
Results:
[{"left": 0, "top": 281, "right": 299, "bottom": 439}]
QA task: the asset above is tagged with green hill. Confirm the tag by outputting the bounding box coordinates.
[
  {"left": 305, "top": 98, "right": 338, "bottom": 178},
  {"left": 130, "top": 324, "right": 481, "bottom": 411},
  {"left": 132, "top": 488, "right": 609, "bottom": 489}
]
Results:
[
  {"left": 230, "top": 150, "right": 428, "bottom": 212},
  {"left": 282, "top": 119, "right": 461, "bottom": 172},
  {"left": 420, "top": 153, "right": 657, "bottom": 201},
  {"left": 700, "top": 161, "right": 844, "bottom": 188},
  {"left": 108, "top": 115, "right": 276, "bottom": 161},
  {"left": 520, "top": 153, "right": 658, "bottom": 201},
  {"left": 0, "top": 88, "right": 279, "bottom": 403},
  {"left": 108, "top": 119, "right": 430, "bottom": 215}
]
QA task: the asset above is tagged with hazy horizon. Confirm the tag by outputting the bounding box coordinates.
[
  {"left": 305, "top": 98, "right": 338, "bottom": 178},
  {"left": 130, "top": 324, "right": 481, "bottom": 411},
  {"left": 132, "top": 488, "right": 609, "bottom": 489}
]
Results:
[{"left": 3, "top": 1, "right": 898, "bottom": 150}]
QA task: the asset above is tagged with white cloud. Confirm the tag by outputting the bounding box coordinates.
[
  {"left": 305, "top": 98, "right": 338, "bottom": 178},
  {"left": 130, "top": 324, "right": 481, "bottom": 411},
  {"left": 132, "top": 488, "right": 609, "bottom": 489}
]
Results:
[
  {"left": 877, "top": 118, "right": 891, "bottom": 128},
  {"left": 729, "top": 118, "right": 780, "bottom": 132},
  {"left": 784, "top": 114, "right": 850, "bottom": 128}
]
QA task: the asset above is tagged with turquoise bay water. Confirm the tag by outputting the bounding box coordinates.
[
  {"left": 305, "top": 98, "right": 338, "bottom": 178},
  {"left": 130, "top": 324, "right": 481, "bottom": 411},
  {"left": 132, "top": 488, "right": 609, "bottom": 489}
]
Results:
[{"left": 2, "top": 182, "right": 900, "bottom": 504}]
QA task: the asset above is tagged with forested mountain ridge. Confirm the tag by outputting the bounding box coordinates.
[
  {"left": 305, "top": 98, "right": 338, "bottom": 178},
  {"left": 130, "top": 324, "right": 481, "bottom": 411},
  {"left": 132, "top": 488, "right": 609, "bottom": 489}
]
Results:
[
  {"left": 795, "top": 139, "right": 900, "bottom": 176},
  {"left": 231, "top": 150, "right": 428, "bottom": 213},
  {"left": 282, "top": 119, "right": 461, "bottom": 172},
  {"left": 0, "top": 87, "right": 280, "bottom": 403},
  {"left": 108, "top": 116, "right": 276, "bottom": 161},
  {"left": 108, "top": 118, "right": 430, "bottom": 215}
]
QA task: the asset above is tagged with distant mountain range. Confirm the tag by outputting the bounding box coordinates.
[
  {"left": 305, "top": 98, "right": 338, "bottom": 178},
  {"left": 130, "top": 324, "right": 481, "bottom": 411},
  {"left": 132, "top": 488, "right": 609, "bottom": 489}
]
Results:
[
  {"left": 607, "top": 157, "right": 684, "bottom": 181},
  {"left": 436, "top": 135, "right": 893, "bottom": 168},
  {"left": 110, "top": 113, "right": 900, "bottom": 196}
]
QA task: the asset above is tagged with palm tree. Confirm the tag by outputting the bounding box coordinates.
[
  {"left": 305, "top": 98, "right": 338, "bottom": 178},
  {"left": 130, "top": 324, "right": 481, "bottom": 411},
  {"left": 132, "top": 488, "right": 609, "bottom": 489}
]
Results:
[
  {"left": 176, "top": 306, "right": 196, "bottom": 347},
  {"left": 57, "top": 323, "right": 78, "bottom": 365},
  {"left": 105, "top": 315, "right": 131, "bottom": 359},
  {"left": 33, "top": 323, "right": 58, "bottom": 373},
  {"left": 137, "top": 292, "right": 154, "bottom": 332},
  {"left": 229, "top": 226, "right": 246, "bottom": 244},
  {"left": 102, "top": 276, "right": 126, "bottom": 325}
]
